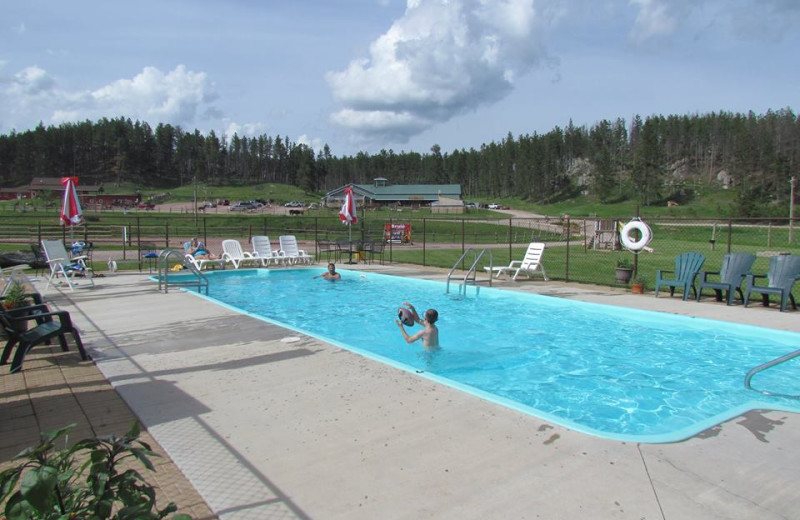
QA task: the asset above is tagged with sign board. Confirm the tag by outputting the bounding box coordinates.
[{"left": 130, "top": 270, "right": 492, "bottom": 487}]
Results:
[{"left": 384, "top": 223, "right": 412, "bottom": 244}]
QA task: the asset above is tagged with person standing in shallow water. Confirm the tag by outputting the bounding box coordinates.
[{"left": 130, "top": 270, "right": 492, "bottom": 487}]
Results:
[
  {"left": 395, "top": 302, "right": 439, "bottom": 350},
  {"left": 313, "top": 263, "right": 341, "bottom": 280}
]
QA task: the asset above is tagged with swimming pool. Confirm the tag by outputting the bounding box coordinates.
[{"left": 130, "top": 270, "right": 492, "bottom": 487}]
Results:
[{"left": 184, "top": 268, "right": 800, "bottom": 443}]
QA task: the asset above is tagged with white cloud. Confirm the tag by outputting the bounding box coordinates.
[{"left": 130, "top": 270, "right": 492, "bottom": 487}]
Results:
[
  {"left": 297, "top": 133, "right": 324, "bottom": 151},
  {"left": 628, "top": 0, "right": 678, "bottom": 42},
  {"left": 0, "top": 64, "right": 222, "bottom": 133},
  {"left": 224, "top": 120, "right": 267, "bottom": 138},
  {"left": 11, "top": 66, "right": 55, "bottom": 95},
  {"left": 90, "top": 65, "right": 216, "bottom": 124},
  {"left": 327, "top": 0, "right": 553, "bottom": 144}
]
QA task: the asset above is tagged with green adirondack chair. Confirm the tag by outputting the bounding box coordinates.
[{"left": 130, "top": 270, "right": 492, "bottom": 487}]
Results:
[
  {"left": 655, "top": 252, "right": 706, "bottom": 301},
  {"left": 0, "top": 303, "right": 88, "bottom": 373},
  {"left": 743, "top": 254, "right": 800, "bottom": 312},
  {"left": 696, "top": 253, "right": 756, "bottom": 305}
]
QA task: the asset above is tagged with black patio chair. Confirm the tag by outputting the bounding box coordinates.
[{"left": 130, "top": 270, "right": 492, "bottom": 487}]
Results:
[
  {"left": 317, "top": 239, "right": 337, "bottom": 263},
  {"left": 0, "top": 303, "right": 88, "bottom": 373},
  {"left": 368, "top": 240, "right": 386, "bottom": 265},
  {"left": 29, "top": 244, "right": 48, "bottom": 276}
]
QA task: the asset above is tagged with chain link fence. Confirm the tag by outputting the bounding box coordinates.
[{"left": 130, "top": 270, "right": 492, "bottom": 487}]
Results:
[{"left": 1, "top": 213, "right": 797, "bottom": 300}]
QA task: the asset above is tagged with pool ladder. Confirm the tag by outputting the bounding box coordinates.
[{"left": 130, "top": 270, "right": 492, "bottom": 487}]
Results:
[
  {"left": 445, "top": 248, "right": 492, "bottom": 294},
  {"left": 744, "top": 348, "right": 800, "bottom": 399},
  {"left": 156, "top": 249, "right": 209, "bottom": 295}
]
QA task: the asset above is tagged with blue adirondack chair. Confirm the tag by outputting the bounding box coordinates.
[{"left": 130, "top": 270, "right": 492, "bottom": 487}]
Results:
[
  {"left": 655, "top": 252, "right": 706, "bottom": 301},
  {"left": 743, "top": 254, "right": 800, "bottom": 312},
  {"left": 696, "top": 253, "right": 756, "bottom": 305}
]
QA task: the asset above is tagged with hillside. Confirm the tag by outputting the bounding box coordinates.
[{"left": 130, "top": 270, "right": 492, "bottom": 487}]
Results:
[{"left": 1, "top": 109, "right": 797, "bottom": 218}]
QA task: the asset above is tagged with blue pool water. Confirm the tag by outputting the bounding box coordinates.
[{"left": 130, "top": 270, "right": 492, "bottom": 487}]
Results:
[{"left": 184, "top": 268, "right": 800, "bottom": 442}]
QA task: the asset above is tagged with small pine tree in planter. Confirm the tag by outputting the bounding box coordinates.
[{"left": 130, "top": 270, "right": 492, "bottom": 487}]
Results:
[
  {"left": 1, "top": 280, "right": 32, "bottom": 333},
  {"left": 0, "top": 422, "right": 192, "bottom": 520},
  {"left": 1, "top": 280, "right": 30, "bottom": 311},
  {"left": 631, "top": 275, "right": 646, "bottom": 294}
]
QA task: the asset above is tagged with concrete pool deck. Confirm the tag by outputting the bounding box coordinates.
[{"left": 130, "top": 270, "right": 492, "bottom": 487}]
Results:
[{"left": 2, "top": 264, "right": 799, "bottom": 519}]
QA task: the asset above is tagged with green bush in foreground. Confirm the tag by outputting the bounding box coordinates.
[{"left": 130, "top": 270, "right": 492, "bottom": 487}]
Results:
[{"left": 0, "top": 422, "right": 191, "bottom": 520}]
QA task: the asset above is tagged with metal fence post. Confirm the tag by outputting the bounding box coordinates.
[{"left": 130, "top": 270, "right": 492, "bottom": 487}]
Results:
[
  {"left": 727, "top": 219, "right": 732, "bottom": 254},
  {"left": 508, "top": 218, "right": 512, "bottom": 260},
  {"left": 565, "top": 216, "right": 571, "bottom": 282},
  {"left": 423, "top": 218, "right": 427, "bottom": 266},
  {"left": 461, "top": 218, "right": 465, "bottom": 254}
]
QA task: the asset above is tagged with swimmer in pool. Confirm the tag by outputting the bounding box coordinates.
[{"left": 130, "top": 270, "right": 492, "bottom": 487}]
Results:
[
  {"left": 395, "top": 302, "right": 439, "bottom": 350},
  {"left": 313, "top": 263, "right": 341, "bottom": 280}
]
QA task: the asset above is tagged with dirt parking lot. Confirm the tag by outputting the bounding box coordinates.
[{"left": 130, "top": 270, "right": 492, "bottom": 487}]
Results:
[{"left": 152, "top": 202, "right": 314, "bottom": 216}]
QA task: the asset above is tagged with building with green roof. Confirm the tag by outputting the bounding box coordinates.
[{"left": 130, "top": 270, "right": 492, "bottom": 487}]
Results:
[{"left": 324, "top": 178, "right": 462, "bottom": 208}]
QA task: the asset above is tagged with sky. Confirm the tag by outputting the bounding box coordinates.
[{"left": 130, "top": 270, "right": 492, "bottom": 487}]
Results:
[{"left": 1, "top": 0, "right": 798, "bottom": 158}]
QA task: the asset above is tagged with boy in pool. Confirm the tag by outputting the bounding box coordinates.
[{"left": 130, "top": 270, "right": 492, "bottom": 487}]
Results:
[
  {"left": 395, "top": 302, "right": 439, "bottom": 350},
  {"left": 313, "top": 263, "right": 341, "bottom": 280}
]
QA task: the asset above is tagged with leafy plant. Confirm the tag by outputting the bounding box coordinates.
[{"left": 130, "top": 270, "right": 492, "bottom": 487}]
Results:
[
  {"left": 1, "top": 280, "right": 30, "bottom": 310},
  {"left": 615, "top": 257, "right": 633, "bottom": 269},
  {"left": 0, "top": 422, "right": 192, "bottom": 520}
]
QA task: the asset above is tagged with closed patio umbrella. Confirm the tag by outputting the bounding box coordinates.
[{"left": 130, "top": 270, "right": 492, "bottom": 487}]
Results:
[
  {"left": 60, "top": 176, "right": 84, "bottom": 244},
  {"left": 60, "top": 176, "right": 83, "bottom": 227},
  {"left": 339, "top": 186, "right": 358, "bottom": 264}
]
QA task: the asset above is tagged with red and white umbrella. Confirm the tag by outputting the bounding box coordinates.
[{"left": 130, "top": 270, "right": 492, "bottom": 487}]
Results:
[
  {"left": 338, "top": 186, "right": 357, "bottom": 226},
  {"left": 59, "top": 176, "right": 84, "bottom": 227}
]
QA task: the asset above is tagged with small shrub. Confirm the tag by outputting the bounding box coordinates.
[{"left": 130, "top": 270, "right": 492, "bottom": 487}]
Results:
[
  {"left": 616, "top": 257, "right": 633, "bottom": 269},
  {"left": 0, "top": 422, "right": 191, "bottom": 520}
]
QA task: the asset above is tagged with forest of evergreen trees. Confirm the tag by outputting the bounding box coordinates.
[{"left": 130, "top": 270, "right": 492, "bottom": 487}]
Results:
[{"left": 0, "top": 109, "right": 797, "bottom": 212}]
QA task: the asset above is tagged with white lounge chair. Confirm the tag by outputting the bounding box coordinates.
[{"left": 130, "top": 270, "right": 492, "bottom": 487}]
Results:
[
  {"left": 184, "top": 254, "right": 224, "bottom": 271},
  {"left": 251, "top": 236, "right": 285, "bottom": 267},
  {"left": 485, "top": 242, "right": 548, "bottom": 281},
  {"left": 221, "top": 239, "right": 258, "bottom": 269},
  {"left": 278, "top": 235, "right": 313, "bottom": 265},
  {"left": 41, "top": 239, "right": 94, "bottom": 293},
  {"left": 1, "top": 264, "right": 32, "bottom": 296}
]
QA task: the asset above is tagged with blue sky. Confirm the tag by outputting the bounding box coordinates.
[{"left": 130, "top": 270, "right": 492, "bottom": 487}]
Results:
[{"left": 1, "top": 0, "right": 798, "bottom": 157}]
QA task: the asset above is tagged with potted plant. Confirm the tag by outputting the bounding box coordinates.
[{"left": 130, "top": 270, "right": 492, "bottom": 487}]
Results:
[
  {"left": 631, "top": 275, "right": 646, "bottom": 294},
  {"left": 615, "top": 257, "right": 633, "bottom": 284},
  {"left": 1, "top": 280, "right": 31, "bottom": 311}
]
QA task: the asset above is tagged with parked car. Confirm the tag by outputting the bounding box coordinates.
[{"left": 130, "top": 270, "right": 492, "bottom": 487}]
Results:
[
  {"left": 464, "top": 202, "right": 479, "bottom": 209},
  {"left": 230, "top": 202, "right": 256, "bottom": 212},
  {"left": 487, "top": 203, "right": 500, "bottom": 209}
]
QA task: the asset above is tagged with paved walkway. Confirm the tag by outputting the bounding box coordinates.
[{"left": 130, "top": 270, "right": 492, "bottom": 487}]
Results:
[{"left": 2, "top": 265, "right": 799, "bottom": 519}]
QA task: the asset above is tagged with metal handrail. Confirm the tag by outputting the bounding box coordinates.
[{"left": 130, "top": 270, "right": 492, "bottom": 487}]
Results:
[
  {"left": 446, "top": 248, "right": 492, "bottom": 294},
  {"left": 744, "top": 348, "right": 800, "bottom": 399},
  {"left": 157, "top": 249, "right": 209, "bottom": 294}
]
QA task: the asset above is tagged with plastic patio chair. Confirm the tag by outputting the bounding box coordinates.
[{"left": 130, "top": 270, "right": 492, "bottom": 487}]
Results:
[
  {"left": 251, "top": 236, "right": 285, "bottom": 266},
  {"left": 743, "top": 254, "right": 800, "bottom": 312},
  {"left": 696, "top": 253, "right": 756, "bottom": 305},
  {"left": 484, "top": 242, "right": 548, "bottom": 281},
  {"left": 221, "top": 239, "right": 258, "bottom": 269},
  {"left": 654, "top": 252, "right": 705, "bottom": 301},
  {"left": 0, "top": 303, "right": 88, "bottom": 373},
  {"left": 41, "top": 239, "right": 94, "bottom": 293}
]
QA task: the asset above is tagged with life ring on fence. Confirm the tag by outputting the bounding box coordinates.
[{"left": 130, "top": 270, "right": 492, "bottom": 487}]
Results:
[{"left": 620, "top": 219, "right": 652, "bottom": 252}]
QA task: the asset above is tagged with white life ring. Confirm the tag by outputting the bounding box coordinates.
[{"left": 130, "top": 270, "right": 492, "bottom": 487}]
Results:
[{"left": 620, "top": 220, "right": 652, "bottom": 251}]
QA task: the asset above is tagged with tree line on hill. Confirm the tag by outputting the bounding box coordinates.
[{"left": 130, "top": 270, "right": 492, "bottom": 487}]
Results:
[{"left": 0, "top": 108, "right": 797, "bottom": 214}]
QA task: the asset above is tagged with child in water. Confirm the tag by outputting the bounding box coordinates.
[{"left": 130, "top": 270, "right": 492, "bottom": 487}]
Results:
[{"left": 395, "top": 302, "right": 439, "bottom": 350}]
